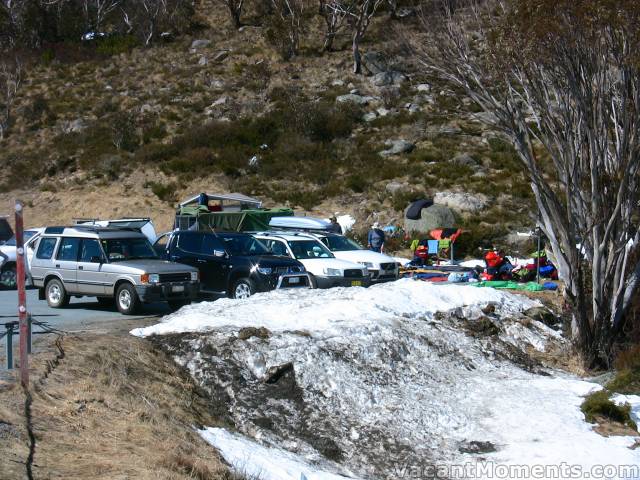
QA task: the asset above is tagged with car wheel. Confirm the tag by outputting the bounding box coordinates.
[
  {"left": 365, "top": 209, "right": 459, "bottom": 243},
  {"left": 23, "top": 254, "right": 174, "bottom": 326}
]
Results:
[
  {"left": 232, "top": 278, "right": 255, "bottom": 299},
  {"left": 168, "top": 299, "right": 190, "bottom": 311},
  {"left": 0, "top": 264, "right": 17, "bottom": 289},
  {"left": 46, "top": 278, "right": 70, "bottom": 308},
  {"left": 115, "top": 283, "right": 140, "bottom": 315}
]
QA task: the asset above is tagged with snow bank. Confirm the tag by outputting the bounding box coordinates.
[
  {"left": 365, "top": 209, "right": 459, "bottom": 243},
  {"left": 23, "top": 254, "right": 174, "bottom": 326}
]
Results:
[
  {"left": 131, "top": 279, "right": 538, "bottom": 338},
  {"left": 199, "top": 427, "right": 359, "bottom": 480}
]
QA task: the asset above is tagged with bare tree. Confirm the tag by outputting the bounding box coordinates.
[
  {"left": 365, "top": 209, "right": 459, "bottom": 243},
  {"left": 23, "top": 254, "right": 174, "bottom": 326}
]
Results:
[
  {"left": 318, "top": 0, "right": 351, "bottom": 51},
  {"left": 82, "top": 0, "right": 122, "bottom": 32},
  {"left": 214, "top": 0, "right": 245, "bottom": 28},
  {"left": 345, "top": 0, "right": 384, "bottom": 73},
  {"left": 413, "top": 0, "right": 640, "bottom": 366},
  {"left": 0, "top": 55, "right": 21, "bottom": 140},
  {"left": 266, "top": 0, "right": 305, "bottom": 60}
]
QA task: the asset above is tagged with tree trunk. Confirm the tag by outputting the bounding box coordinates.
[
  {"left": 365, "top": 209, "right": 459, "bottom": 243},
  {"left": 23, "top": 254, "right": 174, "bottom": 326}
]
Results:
[
  {"left": 352, "top": 33, "right": 361, "bottom": 74},
  {"left": 231, "top": 9, "right": 242, "bottom": 28},
  {"left": 323, "top": 32, "right": 334, "bottom": 52}
]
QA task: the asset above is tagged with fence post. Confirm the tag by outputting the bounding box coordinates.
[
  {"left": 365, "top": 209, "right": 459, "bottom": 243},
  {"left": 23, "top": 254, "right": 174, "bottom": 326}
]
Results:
[{"left": 15, "top": 201, "right": 29, "bottom": 387}]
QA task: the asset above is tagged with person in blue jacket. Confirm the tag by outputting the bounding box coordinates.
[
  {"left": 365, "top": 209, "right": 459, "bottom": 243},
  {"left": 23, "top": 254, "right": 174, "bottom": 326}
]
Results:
[{"left": 367, "top": 222, "right": 385, "bottom": 253}]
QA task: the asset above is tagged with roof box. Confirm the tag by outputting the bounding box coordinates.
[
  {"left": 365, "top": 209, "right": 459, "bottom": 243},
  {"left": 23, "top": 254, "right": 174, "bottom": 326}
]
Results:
[{"left": 268, "top": 216, "right": 332, "bottom": 231}]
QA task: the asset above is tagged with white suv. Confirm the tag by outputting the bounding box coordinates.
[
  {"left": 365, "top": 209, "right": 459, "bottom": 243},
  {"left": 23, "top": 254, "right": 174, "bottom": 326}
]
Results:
[
  {"left": 309, "top": 232, "right": 400, "bottom": 282},
  {"left": 253, "top": 231, "right": 370, "bottom": 288}
]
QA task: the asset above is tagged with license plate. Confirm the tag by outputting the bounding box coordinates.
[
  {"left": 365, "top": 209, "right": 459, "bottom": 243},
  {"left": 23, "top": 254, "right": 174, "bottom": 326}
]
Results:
[
  {"left": 351, "top": 280, "right": 363, "bottom": 287},
  {"left": 172, "top": 285, "right": 185, "bottom": 292},
  {"left": 288, "top": 277, "right": 300, "bottom": 284}
]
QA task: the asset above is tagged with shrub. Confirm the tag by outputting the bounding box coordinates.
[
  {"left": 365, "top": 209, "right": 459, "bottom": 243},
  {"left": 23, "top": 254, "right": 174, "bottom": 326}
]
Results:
[
  {"left": 95, "top": 35, "right": 140, "bottom": 56},
  {"left": 580, "top": 390, "right": 637, "bottom": 429},
  {"left": 145, "top": 181, "right": 178, "bottom": 204},
  {"left": 346, "top": 174, "right": 368, "bottom": 193}
]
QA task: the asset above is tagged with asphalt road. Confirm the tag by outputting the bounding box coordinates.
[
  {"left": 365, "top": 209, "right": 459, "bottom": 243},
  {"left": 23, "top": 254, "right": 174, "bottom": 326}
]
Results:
[{"left": 0, "top": 287, "right": 170, "bottom": 334}]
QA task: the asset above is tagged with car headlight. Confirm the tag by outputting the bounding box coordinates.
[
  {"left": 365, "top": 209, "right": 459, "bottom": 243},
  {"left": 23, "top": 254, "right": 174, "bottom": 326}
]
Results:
[
  {"left": 141, "top": 273, "right": 160, "bottom": 284},
  {"left": 190, "top": 271, "right": 199, "bottom": 281},
  {"left": 359, "top": 262, "right": 374, "bottom": 268},
  {"left": 257, "top": 267, "right": 272, "bottom": 275},
  {"left": 323, "top": 268, "right": 342, "bottom": 276}
]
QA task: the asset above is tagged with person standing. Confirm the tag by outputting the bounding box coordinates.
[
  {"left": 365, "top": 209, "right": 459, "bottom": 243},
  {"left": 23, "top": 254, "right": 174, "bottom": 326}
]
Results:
[
  {"left": 327, "top": 215, "right": 342, "bottom": 234},
  {"left": 368, "top": 222, "right": 385, "bottom": 253}
]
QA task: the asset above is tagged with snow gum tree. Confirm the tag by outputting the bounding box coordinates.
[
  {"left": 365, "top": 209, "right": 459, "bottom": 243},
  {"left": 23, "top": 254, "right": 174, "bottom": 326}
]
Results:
[{"left": 413, "top": 0, "right": 640, "bottom": 367}]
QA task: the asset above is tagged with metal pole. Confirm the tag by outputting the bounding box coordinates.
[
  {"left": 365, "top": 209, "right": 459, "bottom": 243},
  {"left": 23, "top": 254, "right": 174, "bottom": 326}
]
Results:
[
  {"left": 6, "top": 323, "right": 14, "bottom": 370},
  {"left": 15, "top": 201, "right": 29, "bottom": 387}
]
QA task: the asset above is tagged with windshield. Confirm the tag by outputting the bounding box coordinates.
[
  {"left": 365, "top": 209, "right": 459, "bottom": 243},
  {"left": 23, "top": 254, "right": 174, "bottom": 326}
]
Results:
[
  {"left": 289, "top": 240, "right": 335, "bottom": 260},
  {"left": 101, "top": 237, "right": 158, "bottom": 262},
  {"left": 323, "top": 235, "right": 363, "bottom": 252},
  {"left": 220, "top": 235, "right": 270, "bottom": 256},
  {"left": 5, "top": 230, "right": 38, "bottom": 246}
]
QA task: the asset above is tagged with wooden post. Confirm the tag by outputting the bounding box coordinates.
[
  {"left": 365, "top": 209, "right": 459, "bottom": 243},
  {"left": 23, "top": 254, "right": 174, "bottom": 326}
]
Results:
[{"left": 15, "top": 201, "right": 28, "bottom": 387}]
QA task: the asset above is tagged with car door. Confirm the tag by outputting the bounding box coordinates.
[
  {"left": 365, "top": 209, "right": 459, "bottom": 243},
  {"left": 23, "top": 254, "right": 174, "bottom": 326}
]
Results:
[
  {"left": 172, "top": 232, "right": 224, "bottom": 293},
  {"left": 55, "top": 237, "right": 80, "bottom": 293},
  {"left": 76, "top": 238, "right": 107, "bottom": 295},
  {"left": 31, "top": 236, "right": 58, "bottom": 284},
  {"left": 198, "top": 234, "right": 228, "bottom": 293}
]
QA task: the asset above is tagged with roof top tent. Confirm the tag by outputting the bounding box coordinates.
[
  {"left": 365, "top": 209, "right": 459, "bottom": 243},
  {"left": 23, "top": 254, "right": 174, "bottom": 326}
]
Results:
[
  {"left": 74, "top": 217, "right": 157, "bottom": 243},
  {"left": 0, "top": 216, "right": 14, "bottom": 245},
  {"left": 268, "top": 216, "right": 333, "bottom": 232},
  {"left": 175, "top": 192, "right": 293, "bottom": 232}
]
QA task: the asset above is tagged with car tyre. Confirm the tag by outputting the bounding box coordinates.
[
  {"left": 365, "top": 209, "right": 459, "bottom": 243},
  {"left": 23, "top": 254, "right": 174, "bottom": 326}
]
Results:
[
  {"left": 115, "top": 283, "right": 140, "bottom": 315},
  {"left": 46, "top": 278, "right": 70, "bottom": 308},
  {"left": 168, "top": 299, "right": 190, "bottom": 311},
  {"left": 232, "top": 278, "right": 255, "bottom": 299},
  {"left": 0, "top": 264, "right": 17, "bottom": 289}
]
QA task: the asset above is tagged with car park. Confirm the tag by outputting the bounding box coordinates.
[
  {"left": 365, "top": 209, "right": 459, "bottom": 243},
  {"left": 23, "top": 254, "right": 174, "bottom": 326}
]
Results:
[
  {"left": 30, "top": 226, "right": 199, "bottom": 314},
  {"left": 154, "top": 230, "right": 311, "bottom": 299},
  {"left": 308, "top": 232, "right": 400, "bottom": 282},
  {"left": 253, "top": 231, "right": 370, "bottom": 288}
]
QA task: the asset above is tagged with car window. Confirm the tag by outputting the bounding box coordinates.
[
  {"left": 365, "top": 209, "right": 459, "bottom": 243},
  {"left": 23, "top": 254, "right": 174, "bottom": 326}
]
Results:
[
  {"left": 79, "top": 239, "right": 103, "bottom": 262},
  {"left": 201, "top": 234, "right": 225, "bottom": 254},
  {"left": 177, "top": 233, "right": 204, "bottom": 254},
  {"left": 101, "top": 237, "right": 158, "bottom": 262},
  {"left": 154, "top": 233, "right": 170, "bottom": 252},
  {"left": 36, "top": 237, "right": 57, "bottom": 259},
  {"left": 57, "top": 237, "right": 81, "bottom": 261},
  {"left": 219, "top": 234, "right": 270, "bottom": 256},
  {"left": 325, "top": 235, "right": 363, "bottom": 252},
  {"left": 269, "top": 240, "right": 289, "bottom": 257},
  {"left": 289, "top": 240, "right": 334, "bottom": 259}
]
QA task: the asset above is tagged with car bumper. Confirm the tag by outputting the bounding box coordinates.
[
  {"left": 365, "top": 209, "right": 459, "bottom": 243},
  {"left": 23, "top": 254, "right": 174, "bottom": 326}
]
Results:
[
  {"left": 253, "top": 273, "right": 312, "bottom": 292},
  {"left": 369, "top": 269, "right": 399, "bottom": 283},
  {"left": 136, "top": 281, "right": 200, "bottom": 303},
  {"left": 314, "top": 276, "right": 370, "bottom": 289}
]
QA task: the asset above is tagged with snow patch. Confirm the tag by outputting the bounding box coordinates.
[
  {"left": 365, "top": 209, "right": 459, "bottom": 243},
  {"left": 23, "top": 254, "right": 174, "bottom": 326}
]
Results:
[
  {"left": 199, "top": 427, "right": 359, "bottom": 480},
  {"left": 131, "top": 279, "right": 538, "bottom": 338}
]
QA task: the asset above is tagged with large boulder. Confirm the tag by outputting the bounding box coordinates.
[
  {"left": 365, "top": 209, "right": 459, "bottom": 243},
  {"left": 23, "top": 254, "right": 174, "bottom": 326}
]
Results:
[
  {"left": 336, "top": 93, "right": 375, "bottom": 105},
  {"left": 363, "top": 51, "right": 387, "bottom": 74},
  {"left": 404, "top": 204, "right": 456, "bottom": 233},
  {"left": 370, "top": 71, "right": 407, "bottom": 87},
  {"left": 434, "top": 191, "right": 488, "bottom": 213},
  {"left": 379, "top": 139, "right": 415, "bottom": 156}
]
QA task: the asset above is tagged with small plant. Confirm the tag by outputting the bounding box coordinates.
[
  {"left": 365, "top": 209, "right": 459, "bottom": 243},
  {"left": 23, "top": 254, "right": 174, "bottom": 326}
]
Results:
[
  {"left": 145, "top": 181, "right": 178, "bottom": 204},
  {"left": 580, "top": 390, "right": 637, "bottom": 430}
]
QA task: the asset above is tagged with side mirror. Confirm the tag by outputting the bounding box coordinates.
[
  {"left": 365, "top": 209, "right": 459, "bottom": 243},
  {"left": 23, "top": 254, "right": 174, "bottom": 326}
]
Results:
[
  {"left": 213, "top": 249, "right": 226, "bottom": 258},
  {"left": 90, "top": 256, "right": 103, "bottom": 264}
]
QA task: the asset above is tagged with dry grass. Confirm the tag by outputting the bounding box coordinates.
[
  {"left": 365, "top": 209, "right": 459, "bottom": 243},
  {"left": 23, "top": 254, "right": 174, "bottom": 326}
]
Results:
[{"left": 0, "top": 332, "right": 234, "bottom": 480}]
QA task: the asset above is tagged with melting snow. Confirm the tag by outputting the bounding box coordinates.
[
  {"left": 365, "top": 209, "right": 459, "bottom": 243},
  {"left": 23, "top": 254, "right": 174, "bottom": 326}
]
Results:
[
  {"left": 133, "top": 280, "right": 640, "bottom": 479},
  {"left": 131, "top": 279, "right": 537, "bottom": 338}
]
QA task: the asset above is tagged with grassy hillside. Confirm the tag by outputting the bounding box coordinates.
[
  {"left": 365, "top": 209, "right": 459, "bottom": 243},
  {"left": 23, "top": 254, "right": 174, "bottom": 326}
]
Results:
[{"left": 0, "top": 2, "right": 535, "bottom": 243}]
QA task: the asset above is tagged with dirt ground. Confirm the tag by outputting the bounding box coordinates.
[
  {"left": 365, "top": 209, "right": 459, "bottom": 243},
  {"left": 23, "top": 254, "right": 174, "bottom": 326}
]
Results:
[{"left": 0, "top": 322, "right": 235, "bottom": 480}]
